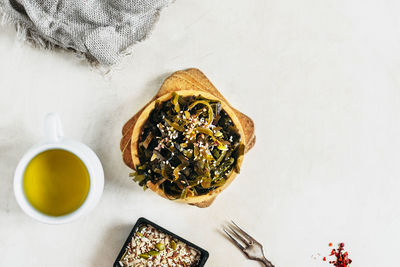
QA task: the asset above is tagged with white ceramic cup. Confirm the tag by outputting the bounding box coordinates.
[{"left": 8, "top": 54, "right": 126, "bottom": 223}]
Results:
[{"left": 14, "top": 113, "right": 104, "bottom": 224}]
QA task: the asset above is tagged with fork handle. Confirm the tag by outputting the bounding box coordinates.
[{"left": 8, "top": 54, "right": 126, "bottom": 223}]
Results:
[{"left": 260, "top": 257, "right": 274, "bottom": 267}]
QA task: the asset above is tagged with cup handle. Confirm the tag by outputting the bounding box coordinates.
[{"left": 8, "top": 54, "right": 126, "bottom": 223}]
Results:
[{"left": 44, "top": 113, "right": 64, "bottom": 143}]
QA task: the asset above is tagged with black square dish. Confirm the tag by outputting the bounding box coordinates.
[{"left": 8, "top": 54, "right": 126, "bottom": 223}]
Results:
[{"left": 113, "top": 217, "right": 209, "bottom": 267}]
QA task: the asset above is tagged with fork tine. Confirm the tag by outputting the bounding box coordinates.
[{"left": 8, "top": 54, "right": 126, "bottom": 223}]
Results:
[
  {"left": 231, "top": 221, "right": 257, "bottom": 242},
  {"left": 223, "top": 228, "right": 244, "bottom": 250},
  {"left": 228, "top": 225, "right": 250, "bottom": 246}
]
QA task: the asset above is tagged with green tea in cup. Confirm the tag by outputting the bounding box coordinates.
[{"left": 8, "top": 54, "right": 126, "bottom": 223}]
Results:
[
  {"left": 23, "top": 149, "right": 90, "bottom": 216},
  {"left": 14, "top": 113, "right": 104, "bottom": 224}
]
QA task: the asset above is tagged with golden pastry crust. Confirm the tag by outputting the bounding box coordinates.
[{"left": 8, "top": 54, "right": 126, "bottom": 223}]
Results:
[{"left": 120, "top": 68, "right": 255, "bottom": 207}]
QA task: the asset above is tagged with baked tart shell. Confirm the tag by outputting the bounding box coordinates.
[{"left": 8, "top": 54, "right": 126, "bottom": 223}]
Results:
[{"left": 120, "top": 68, "right": 255, "bottom": 207}]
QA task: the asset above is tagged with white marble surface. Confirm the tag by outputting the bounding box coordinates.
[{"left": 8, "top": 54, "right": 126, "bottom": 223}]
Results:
[{"left": 1, "top": 0, "right": 400, "bottom": 266}]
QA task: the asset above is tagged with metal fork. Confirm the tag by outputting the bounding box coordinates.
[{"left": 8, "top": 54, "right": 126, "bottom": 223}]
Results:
[{"left": 223, "top": 221, "right": 275, "bottom": 267}]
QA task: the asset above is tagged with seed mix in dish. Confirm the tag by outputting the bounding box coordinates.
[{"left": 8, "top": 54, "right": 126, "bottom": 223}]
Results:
[{"left": 119, "top": 224, "right": 200, "bottom": 267}]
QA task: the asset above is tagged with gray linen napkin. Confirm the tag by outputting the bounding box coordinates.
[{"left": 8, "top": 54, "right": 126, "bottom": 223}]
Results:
[{"left": 0, "top": 0, "right": 172, "bottom": 65}]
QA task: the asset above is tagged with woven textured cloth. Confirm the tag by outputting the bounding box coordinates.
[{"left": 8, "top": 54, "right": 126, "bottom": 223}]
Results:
[{"left": 0, "top": 0, "right": 172, "bottom": 65}]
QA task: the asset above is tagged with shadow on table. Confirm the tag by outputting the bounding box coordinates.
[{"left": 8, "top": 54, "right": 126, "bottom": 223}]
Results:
[
  {"left": 0, "top": 120, "right": 32, "bottom": 216},
  {"left": 90, "top": 223, "right": 133, "bottom": 267}
]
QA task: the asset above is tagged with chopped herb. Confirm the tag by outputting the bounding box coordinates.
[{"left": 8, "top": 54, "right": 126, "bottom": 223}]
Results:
[{"left": 132, "top": 94, "right": 243, "bottom": 199}]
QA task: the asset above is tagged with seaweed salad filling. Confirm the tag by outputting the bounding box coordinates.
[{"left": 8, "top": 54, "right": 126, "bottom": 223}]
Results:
[{"left": 132, "top": 93, "right": 244, "bottom": 199}]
